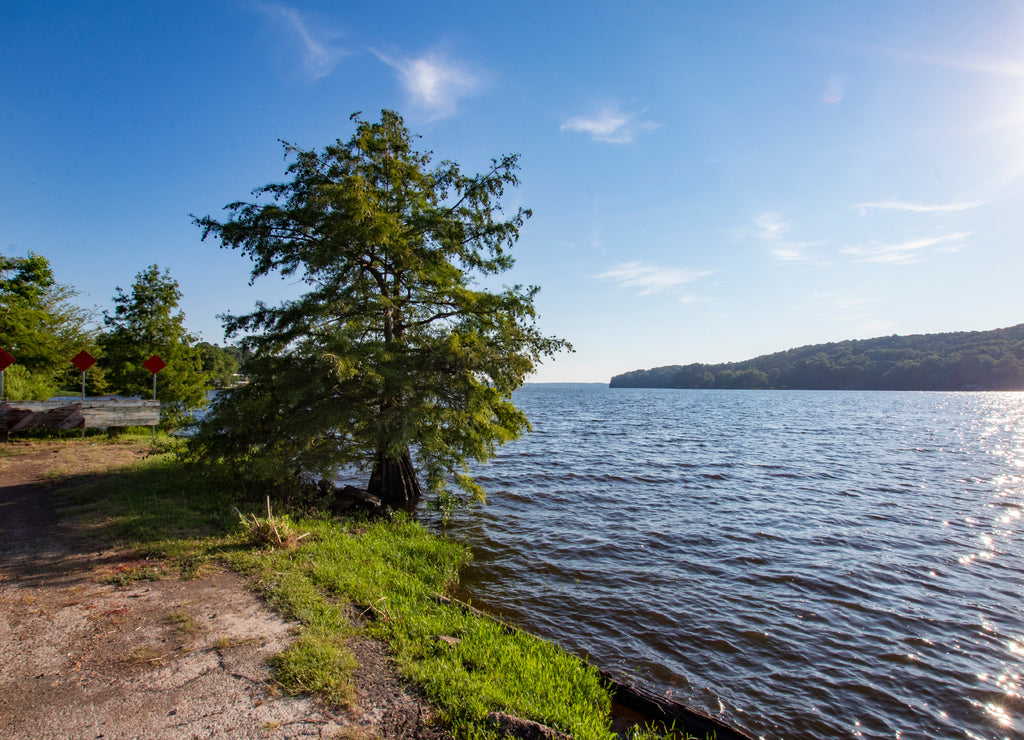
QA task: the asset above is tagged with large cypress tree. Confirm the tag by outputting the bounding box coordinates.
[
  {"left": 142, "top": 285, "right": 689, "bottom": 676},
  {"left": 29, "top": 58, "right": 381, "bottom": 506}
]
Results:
[{"left": 191, "top": 110, "right": 568, "bottom": 506}]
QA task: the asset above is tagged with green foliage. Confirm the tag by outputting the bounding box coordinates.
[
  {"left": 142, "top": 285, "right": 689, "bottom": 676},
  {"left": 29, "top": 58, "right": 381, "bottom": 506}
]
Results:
[
  {"left": 192, "top": 110, "right": 569, "bottom": 504},
  {"left": 98, "top": 265, "right": 209, "bottom": 426},
  {"left": 2, "top": 364, "right": 60, "bottom": 401},
  {"left": 0, "top": 251, "right": 97, "bottom": 399},
  {"left": 196, "top": 341, "right": 241, "bottom": 388},
  {"left": 611, "top": 324, "right": 1024, "bottom": 391}
]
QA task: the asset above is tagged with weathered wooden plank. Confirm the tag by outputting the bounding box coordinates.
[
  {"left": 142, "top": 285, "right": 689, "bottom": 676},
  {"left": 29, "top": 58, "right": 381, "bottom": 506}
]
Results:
[
  {"left": 0, "top": 399, "right": 160, "bottom": 429},
  {"left": 5, "top": 400, "right": 159, "bottom": 410},
  {"left": 54, "top": 409, "right": 87, "bottom": 429},
  {"left": 0, "top": 404, "right": 33, "bottom": 434},
  {"left": 77, "top": 408, "right": 161, "bottom": 427},
  {"left": 10, "top": 405, "right": 86, "bottom": 432}
]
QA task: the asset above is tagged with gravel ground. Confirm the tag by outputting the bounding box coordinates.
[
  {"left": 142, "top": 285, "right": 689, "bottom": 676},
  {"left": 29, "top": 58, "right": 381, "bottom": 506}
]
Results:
[{"left": 0, "top": 440, "right": 450, "bottom": 740}]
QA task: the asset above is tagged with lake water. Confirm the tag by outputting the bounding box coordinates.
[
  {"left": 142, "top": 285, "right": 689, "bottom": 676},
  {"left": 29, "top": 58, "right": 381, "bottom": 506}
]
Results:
[{"left": 423, "top": 384, "right": 1024, "bottom": 740}]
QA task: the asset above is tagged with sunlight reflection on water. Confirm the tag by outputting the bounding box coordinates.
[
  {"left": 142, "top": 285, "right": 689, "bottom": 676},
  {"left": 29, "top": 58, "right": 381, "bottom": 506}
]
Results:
[{"left": 427, "top": 388, "right": 1024, "bottom": 740}]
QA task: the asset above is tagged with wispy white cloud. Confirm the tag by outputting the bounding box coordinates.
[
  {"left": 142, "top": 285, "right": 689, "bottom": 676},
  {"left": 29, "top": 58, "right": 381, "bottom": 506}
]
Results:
[
  {"left": 754, "top": 210, "right": 790, "bottom": 241},
  {"left": 822, "top": 75, "right": 845, "bottom": 104},
  {"left": 375, "top": 50, "right": 481, "bottom": 120},
  {"left": 843, "top": 39, "right": 1024, "bottom": 80},
  {"left": 596, "top": 261, "right": 713, "bottom": 295},
  {"left": 561, "top": 107, "right": 658, "bottom": 143},
  {"left": 893, "top": 47, "right": 1024, "bottom": 79},
  {"left": 749, "top": 211, "right": 827, "bottom": 262},
  {"left": 857, "top": 200, "right": 985, "bottom": 214},
  {"left": 262, "top": 3, "right": 347, "bottom": 80},
  {"left": 769, "top": 241, "right": 827, "bottom": 262},
  {"left": 769, "top": 247, "right": 804, "bottom": 261},
  {"left": 841, "top": 232, "right": 970, "bottom": 264}
]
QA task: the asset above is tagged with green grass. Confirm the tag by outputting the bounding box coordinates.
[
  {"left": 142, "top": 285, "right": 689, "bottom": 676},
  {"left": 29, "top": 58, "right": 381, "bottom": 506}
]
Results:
[
  {"left": 22, "top": 438, "right": 706, "bottom": 740},
  {"left": 166, "top": 610, "right": 200, "bottom": 634},
  {"left": 99, "top": 560, "right": 167, "bottom": 586},
  {"left": 272, "top": 629, "right": 359, "bottom": 707},
  {"left": 626, "top": 723, "right": 705, "bottom": 740},
  {"left": 228, "top": 515, "right": 615, "bottom": 738}
]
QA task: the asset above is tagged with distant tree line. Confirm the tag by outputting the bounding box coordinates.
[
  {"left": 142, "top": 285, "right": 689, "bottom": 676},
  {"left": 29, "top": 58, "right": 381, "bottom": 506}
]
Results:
[{"left": 610, "top": 325, "right": 1024, "bottom": 391}]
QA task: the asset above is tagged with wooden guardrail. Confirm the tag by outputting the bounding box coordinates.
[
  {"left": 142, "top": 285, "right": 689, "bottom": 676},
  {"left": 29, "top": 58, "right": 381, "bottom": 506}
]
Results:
[{"left": 0, "top": 399, "right": 160, "bottom": 439}]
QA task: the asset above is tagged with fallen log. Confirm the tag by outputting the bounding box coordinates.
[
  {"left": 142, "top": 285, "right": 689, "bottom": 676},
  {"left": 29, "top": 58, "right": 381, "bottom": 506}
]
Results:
[{"left": 599, "top": 668, "right": 756, "bottom": 740}]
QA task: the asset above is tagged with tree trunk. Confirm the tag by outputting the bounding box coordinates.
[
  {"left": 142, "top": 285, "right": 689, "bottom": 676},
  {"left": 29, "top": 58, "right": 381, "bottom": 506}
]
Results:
[{"left": 367, "top": 448, "right": 422, "bottom": 506}]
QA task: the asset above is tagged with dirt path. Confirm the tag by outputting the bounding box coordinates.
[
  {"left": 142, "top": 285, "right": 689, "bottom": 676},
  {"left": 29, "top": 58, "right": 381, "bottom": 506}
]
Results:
[{"left": 0, "top": 441, "right": 447, "bottom": 740}]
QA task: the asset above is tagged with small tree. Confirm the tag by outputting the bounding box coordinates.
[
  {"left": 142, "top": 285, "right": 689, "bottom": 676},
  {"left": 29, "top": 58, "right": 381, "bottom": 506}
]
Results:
[
  {"left": 192, "top": 110, "right": 568, "bottom": 506},
  {"left": 0, "top": 252, "right": 97, "bottom": 399},
  {"left": 98, "top": 265, "right": 208, "bottom": 426}
]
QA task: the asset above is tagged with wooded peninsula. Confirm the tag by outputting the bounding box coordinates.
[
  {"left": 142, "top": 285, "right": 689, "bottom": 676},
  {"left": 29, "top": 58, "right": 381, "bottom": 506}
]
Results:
[{"left": 610, "top": 324, "right": 1024, "bottom": 391}]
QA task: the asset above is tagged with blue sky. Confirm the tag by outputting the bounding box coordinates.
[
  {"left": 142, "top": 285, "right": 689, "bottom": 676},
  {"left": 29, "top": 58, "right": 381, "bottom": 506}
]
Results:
[{"left": 4, "top": 1, "right": 1024, "bottom": 382}]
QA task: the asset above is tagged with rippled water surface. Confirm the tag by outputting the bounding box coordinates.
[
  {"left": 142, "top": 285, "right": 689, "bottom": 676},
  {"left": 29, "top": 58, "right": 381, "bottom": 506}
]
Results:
[{"left": 424, "top": 385, "right": 1024, "bottom": 740}]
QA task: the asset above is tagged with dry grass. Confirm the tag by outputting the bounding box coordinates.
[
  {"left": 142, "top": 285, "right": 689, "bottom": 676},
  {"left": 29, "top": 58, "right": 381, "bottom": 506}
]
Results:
[{"left": 236, "top": 496, "right": 308, "bottom": 549}]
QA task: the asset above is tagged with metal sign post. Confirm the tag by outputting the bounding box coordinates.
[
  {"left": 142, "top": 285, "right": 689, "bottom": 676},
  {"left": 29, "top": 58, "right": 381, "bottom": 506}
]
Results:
[
  {"left": 71, "top": 351, "right": 96, "bottom": 401},
  {"left": 142, "top": 354, "right": 167, "bottom": 437},
  {"left": 70, "top": 351, "right": 97, "bottom": 437},
  {"left": 0, "top": 348, "right": 15, "bottom": 401}
]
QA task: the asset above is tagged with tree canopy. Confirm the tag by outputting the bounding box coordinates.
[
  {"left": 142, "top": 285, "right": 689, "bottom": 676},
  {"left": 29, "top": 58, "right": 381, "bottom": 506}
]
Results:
[
  {"left": 0, "top": 252, "right": 96, "bottom": 399},
  {"left": 98, "top": 265, "right": 208, "bottom": 425},
  {"left": 191, "top": 110, "right": 568, "bottom": 505},
  {"left": 196, "top": 342, "right": 242, "bottom": 388}
]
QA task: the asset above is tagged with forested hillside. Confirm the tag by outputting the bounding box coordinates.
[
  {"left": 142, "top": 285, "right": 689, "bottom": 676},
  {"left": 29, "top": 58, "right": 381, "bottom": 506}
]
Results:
[{"left": 610, "top": 324, "right": 1024, "bottom": 391}]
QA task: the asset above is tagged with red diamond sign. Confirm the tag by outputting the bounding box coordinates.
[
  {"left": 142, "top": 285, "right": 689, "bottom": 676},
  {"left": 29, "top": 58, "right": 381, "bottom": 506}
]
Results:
[
  {"left": 143, "top": 354, "right": 167, "bottom": 375},
  {"left": 0, "top": 348, "right": 14, "bottom": 371},
  {"left": 71, "top": 350, "right": 96, "bottom": 372}
]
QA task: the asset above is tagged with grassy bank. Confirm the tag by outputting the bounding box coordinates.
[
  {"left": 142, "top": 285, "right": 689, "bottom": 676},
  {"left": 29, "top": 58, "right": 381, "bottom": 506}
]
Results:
[{"left": 9, "top": 435, "right": 698, "bottom": 739}]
